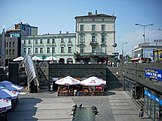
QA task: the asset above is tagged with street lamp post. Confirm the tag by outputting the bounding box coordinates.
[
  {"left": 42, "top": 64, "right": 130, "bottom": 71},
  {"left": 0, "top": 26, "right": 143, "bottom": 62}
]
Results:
[
  {"left": 122, "top": 42, "right": 127, "bottom": 62},
  {"left": 135, "top": 24, "right": 153, "bottom": 43},
  {"left": 135, "top": 24, "right": 153, "bottom": 58}
]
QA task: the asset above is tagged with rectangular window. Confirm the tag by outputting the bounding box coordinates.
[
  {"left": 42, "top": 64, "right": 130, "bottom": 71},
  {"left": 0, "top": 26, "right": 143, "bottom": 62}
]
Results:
[
  {"left": 24, "top": 48, "right": 26, "bottom": 54},
  {"left": 28, "top": 40, "right": 31, "bottom": 44},
  {"left": 92, "top": 25, "right": 96, "bottom": 31},
  {"left": 9, "top": 49, "right": 11, "bottom": 55},
  {"left": 40, "top": 48, "right": 43, "bottom": 53},
  {"left": 101, "top": 35, "right": 106, "bottom": 43},
  {"left": 47, "top": 47, "right": 50, "bottom": 53},
  {"left": 9, "top": 42, "right": 11, "bottom": 47},
  {"left": 35, "top": 48, "right": 38, "bottom": 53},
  {"left": 35, "top": 39, "right": 38, "bottom": 44},
  {"left": 80, "top": 35, "right": 84, "bottom": 43},
  {"left": 12, "top": 49, "right": 14, "bottom": 55},
  {"left": 28, "top": 48, "right": 31, "bottom": 54},
  {"left": 101, "top": 25, "right": 105, "bottom": 31},
  {"left": 24, "top": 40, "right": 26, "bottom": 44},
  {"left": 68, "top": 38, "right": 72, "bottom": 43},
  {"left": 47, "top": 39, "right": 50, "bottom": 44},
  {"left": 6, "top": 49, "right": 8, "bottom": 55},
  {"left": 61, "top": 38, "right": 64, "bottom": 43},
  {"left": 92, "top": 35, "right": 96, "bottom": 42},
  {"left": 61, "top": 47, "right": 64, "bottom": 53},
  {"left": 80, "top": 25, "right": 84, "bottom": 31},
  {"left": 52, "top": 38, "right": 55, "bottom": 43},
  {"left": 52, "top": 47, "right": 55, "bottom": 53},
  {"left": 13, "top": 42, "right": 15, "bottom": 47},
  {"left": 6, "top": 42, "right": 8, "bottom": 47},
  {"left": 80, "top": 48, "right": 84, "bottom": 53},
  {"left": 92, "top": 47, "right": 96, "bottom": 53},
  {"left": 68, "top": 47, "right": 72, "bottom": 53},
  {"left": 40, "top": 39, "right": 43, "bottom": 44}
]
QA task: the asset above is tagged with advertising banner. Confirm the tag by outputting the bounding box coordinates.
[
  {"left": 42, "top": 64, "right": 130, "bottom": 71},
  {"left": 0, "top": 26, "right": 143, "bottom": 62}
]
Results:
[{"left": 145, "top": 68, "right": 162, "bottom": 81}]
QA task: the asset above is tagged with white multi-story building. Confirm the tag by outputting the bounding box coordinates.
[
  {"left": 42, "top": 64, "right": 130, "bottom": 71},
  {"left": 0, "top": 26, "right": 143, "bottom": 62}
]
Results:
[
  {"left": 75, "top": 11, "right": 116, "bottom": 63},
  {"left": 21, "top": 32, "right": 76, "bottom": 63}
]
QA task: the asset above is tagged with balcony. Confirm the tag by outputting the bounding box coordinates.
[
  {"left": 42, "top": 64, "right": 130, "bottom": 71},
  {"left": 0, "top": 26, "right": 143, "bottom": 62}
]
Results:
[{"left": 90, "top": 41, "right": 98, "bottom": 46}]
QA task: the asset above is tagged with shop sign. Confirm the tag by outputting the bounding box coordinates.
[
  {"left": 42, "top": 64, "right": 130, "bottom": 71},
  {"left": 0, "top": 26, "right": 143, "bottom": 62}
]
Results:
[
  {"left": 145, "top": 68, "right": 162, "bottom": 81},
  {"left": 144, "top": 90, "right": 162, "bottom": 105}
]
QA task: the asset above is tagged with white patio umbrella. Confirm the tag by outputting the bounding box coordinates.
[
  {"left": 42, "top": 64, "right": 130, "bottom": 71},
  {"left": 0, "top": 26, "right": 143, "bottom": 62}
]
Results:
[
  {"left": 0, "top": 81, "right": 23, "bottom": 91},
  {"left": 32, "top": 56, "right": 42, "bottom": 61},
  {"left": 55, "top": 76, "right": 80, "bottom": 85},
  {"left": 0, "top": 86, "right": 19, "bottom": 100},
  {"left": 0, "top": 99, "right": 12, "bottom": 113},
  {"left": 13, "top": 56, "right": 24, "bottom": 61},
  {"left": 81, "top": 76, "right": 106, "bottom": 86},
  {"left": 44, "top": 56, "right": 57, "bottom": 61}
]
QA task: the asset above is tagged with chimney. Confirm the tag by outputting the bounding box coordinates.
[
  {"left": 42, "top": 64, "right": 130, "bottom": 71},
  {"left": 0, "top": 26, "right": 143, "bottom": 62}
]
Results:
[
  {"left": 66, "top": 31, "right": 69, "bottom": 34},
  {"left": 59, "top": 31, "right": 61, "bottom": 34}
]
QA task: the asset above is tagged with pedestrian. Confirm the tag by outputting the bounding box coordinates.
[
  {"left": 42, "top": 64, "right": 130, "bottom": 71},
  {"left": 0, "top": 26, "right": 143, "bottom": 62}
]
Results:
[{"left": 139, "top": 106, "right": 144, "bottom": 118}]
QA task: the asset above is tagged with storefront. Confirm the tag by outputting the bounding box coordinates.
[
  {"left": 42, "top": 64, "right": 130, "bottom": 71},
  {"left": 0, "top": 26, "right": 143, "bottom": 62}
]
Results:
[{"left": 144, "top": 89, "right": 162, "bottom": 121}]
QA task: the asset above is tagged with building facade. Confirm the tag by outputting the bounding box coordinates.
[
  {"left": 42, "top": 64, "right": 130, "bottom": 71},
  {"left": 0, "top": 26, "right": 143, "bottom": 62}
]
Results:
[
  {"left": 133, "top": 42, "right": 162, "bottom": 61},
  {"left": 75, "top": 11, "right": 116, "bottom": 63},
  {"left": 21, "top": 32, "right": 76, "bottom": 63}
]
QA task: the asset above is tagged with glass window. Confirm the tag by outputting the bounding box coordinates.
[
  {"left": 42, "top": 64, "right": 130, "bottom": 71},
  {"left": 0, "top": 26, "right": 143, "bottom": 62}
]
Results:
[
  {"left": 52, "top": 47, "right": 55, "bottom": 53},
  {"left": 35, "top": 48, "right": 38, "bottom": 53},
  {"left": 80, "top": 25, "right": 84, "bottom": 31},
  {"left": 102, "top": 47, "right": 106, "bottom": 53},
  {"left": 47, "top": 39, "right": 50, "bottom": 44},
  {"left": 80, "top": 48, "right": 84, "bottom": 53},
  {"left": 101, "top": 25, "right": 105, "bottom": 31},
  {"left": 80, "top": 35, "right": 84, "bottom": 43},
  {"left": 12, "top": 49, "right": 14, "bottom": 55},
  {"left": 40, "top": 39, "right": 43, "bottom": 44},
  {"left": 101, "top": 35, "right": 106, "bottom": 43},
  {"left": 47, "top": 47, "right": 50, "bottom": 53},
  {"left": 92, "top": 35, "right": 96, "bottom": 42},
  {"left": 92, "top": 47, "right": 96, "bottom": 53},
  {"left": 13, "top": 42, "right": 15, "bottom": 47},
  {"left": 35, "top": 39, "right": 38, "bottom": 44},
  {"left": 28, "top": 40, "right": 31, "bottom": 44},
  {"left": 52, "top": 38, "right": 55, "bottom": 43},
  {"left": 9, "top": 49, "right": 11, "bottom": 55},
  {"left": 92, "top": 25, "right": 95, "bottom": 31},
  {"left": 61, "top": 38, "right": 64, "bottom": 43},
  {"left": 6, "top": 42, "right": 8, "bottom": 47},
  {"left": 9, "top": 42, "right": 11, "bottom": 47},
  {"left": 68, "top": 38, "right": 72, "bottom": 43},
  {"left": 40, "top": 48, "right": 43, "bottom": 53},
  {"left": 61, "top": 47, "right": 64, "bottom": 53},
  {"left": 24, "top": 40, "right": 26, "bottom": 44},
  {"left": 28, "top": 48, "right": 31, "bottom": 54},
  {"left": 68, "top": 47, "right": 72, "bottom": 53},
  {"left": 6, "top": 49, "right": 8, "bottom": 55},
  {"left": 24, "top": 48, "right": 26, "bottom": 54}
]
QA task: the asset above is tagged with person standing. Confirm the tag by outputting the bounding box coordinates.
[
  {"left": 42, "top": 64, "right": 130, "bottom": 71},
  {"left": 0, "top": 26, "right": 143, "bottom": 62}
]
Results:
[{"left": 139, "top": 106, "right": 144, "bottom": 118}]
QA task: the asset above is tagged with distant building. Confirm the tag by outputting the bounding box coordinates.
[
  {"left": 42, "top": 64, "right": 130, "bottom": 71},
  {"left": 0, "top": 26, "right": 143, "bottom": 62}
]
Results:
[
  {"left": 21, "top": 32, "right": 76, "bottom": 63},
  {"left": 133, "top": 42, "right": 162, "bottom": 61},
  {"left": 75, "top": 11, "right": 116, "bottom": 63},
  {"left": 3, "top": 22, "right": 38, "bottom": 65}
]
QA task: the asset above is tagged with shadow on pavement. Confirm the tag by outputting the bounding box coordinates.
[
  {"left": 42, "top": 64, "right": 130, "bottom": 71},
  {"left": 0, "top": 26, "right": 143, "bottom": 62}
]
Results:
[{"left": 8, "top": 97, "right": 42, "bottom": 121}]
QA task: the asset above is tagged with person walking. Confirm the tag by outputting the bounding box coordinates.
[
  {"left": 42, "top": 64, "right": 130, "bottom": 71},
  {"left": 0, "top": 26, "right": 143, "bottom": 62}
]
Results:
[{"left": 139, "top": 106, "right": 144, "bottom": 118}]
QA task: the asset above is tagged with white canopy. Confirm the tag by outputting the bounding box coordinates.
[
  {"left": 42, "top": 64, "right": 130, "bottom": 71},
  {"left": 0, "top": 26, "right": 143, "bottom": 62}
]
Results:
[
  {"left": 0, "top": 99, "right": 12, "bottom": 113},
  {"left": 32, "top": 56, "right": 42, "bottom": 61},
  {"left": 44, "top": 56, "right": 57, "bottom": 61},
  {"left": 13, "top": 56, "right": 24, "bottom": 61},
  {"left": 55, "top": 76, "right": 80, "bottom": 85},
  {"left": 81, "top": 76, "right": 106, "bottom": 86},
  {"left": 0, "top": 81, "right": 23, "bottom": 91}
]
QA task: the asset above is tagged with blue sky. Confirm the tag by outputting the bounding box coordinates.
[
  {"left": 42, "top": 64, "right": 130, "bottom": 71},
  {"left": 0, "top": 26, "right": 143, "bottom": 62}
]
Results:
[{"left": 0, "top": 0, "right": 162, "bottom": 56}]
